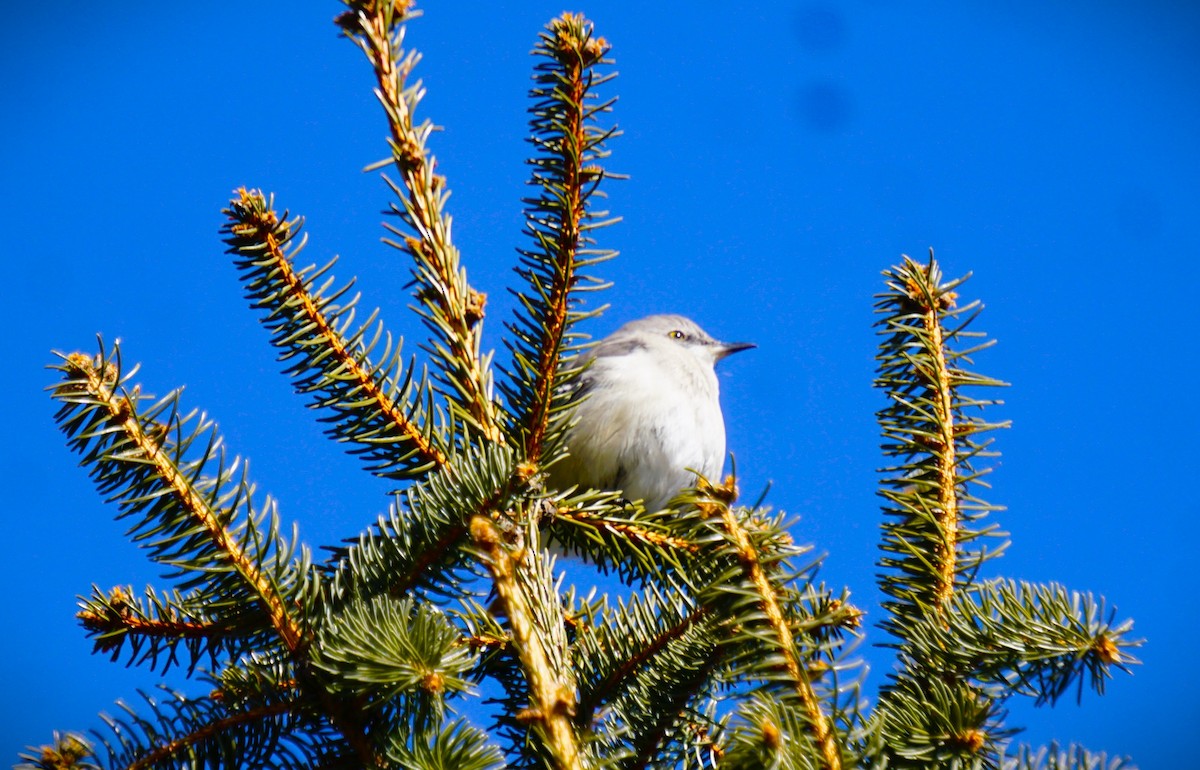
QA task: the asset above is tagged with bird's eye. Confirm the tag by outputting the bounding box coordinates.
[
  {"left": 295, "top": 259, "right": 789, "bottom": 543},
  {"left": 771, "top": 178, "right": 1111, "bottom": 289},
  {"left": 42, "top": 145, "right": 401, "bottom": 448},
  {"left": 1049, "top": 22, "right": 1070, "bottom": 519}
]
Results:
[{"left": 668, "top": 330, "right": 685, "bottom": 340}]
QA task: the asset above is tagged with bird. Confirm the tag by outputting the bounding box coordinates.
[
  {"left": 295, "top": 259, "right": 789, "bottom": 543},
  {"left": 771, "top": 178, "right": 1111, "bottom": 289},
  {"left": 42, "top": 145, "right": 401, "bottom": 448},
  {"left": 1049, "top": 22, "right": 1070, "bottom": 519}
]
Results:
[{"left": 547, "top": 314, "right": 754, "bottom": 512}]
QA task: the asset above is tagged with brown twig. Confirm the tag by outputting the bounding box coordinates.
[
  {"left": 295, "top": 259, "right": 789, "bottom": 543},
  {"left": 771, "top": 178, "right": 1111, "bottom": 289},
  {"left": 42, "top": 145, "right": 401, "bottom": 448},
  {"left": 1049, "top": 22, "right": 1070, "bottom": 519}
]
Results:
[
  {"left": 228, "top": 188, "right": 448, "bottom": 471},
  {"left": 347, "top": 1, "right": 501, "bottom": 443},
  {"left": 699, "top": 477, "right": 841, "bottom": 770},
  {"left": 64, "top": 354, "right": 305, "bottom": 652},
  {"left": 907, "top": 263, "right": 961, "bottom": 615},
  {"left": 470, "top": 515, "right": 582, "bottom": 769},
  {"left": 521, "top": 15, "right": 610, "bottom": 463},
  {"left": 126, "top": 701, "right": 293, "bottom": 770},
  {"left": 554, "top": 508, "right": 698, "bottom": 553}
]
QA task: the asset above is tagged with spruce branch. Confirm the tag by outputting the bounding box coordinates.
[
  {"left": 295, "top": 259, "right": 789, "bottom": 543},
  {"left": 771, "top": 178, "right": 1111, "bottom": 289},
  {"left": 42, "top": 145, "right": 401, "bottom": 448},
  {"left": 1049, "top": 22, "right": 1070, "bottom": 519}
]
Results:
[
  {"left": 314, "top": 594, "right": 478, "bottom": 719},
  {"left": 382, "top": 717, "right": 505, "bottom": 770},
  {"left": 77, "top": 585, "right": 247, "bottom": 676},
  {"left": 545, "top": 494, "right": 707, "bottom": 588},
  {"left": 694, "top": 477, "right": 843, "bottom": 770},
  {"left": 50, "top": 343, "right": 384, "bottom": 767},
  {"left": 868, "top": 254, "right": 1139, "bottom": 767},
  {"left": 923, "top": 580, "right": 1140, "bottom": 706},
  {"left": 504, "top": 12, "right": 619, "bottom": 462},
  {"left": 222, "top": 188, "right": 448, "bottom": 479},
  {"left": 117, "top": 699, "right": 297, "bottom": 770},
  {"left": 1002, "top": 742, "right": 1138, "bottom": 770},
  {"left": 722, "top": 692, "right": 838, "bottom": 770},
  {"left": 17, "top": 732, "right": 97, "bottom": 770},
  {"left": 573, "top": 595, "right": 712, "bottom": 730},
  {"left": 874, "top": 251, "right": 1010, "bottom": 636},
  {"left": 569, "top": 587, "right": 726, "bottom": 768},
  {"left": 469, "top": 516, "right": 582, "bottom": 770},
  {"left": 337, "top": 0, "right": 501, "bottom": 444},
  {"left": 554, "top": 507, "right": 698, "bottom": 555},
  {"left": 870, "top": 253, "right": 1015, "bottom": 765},
  {"left": 322, "top": 441, "right": 519, "bottom": 602},
  {"left": 624, "top": 648, "right": 724, "bottom": 770},
  {"left": 873, "top": 671, "right": 1015, "bottom": 767},
  {"left": 51, "top": 344, "right": 305, "bottom": 653},
  {"left": 17, "top": 688, "right": 318, "bottom": 770}
]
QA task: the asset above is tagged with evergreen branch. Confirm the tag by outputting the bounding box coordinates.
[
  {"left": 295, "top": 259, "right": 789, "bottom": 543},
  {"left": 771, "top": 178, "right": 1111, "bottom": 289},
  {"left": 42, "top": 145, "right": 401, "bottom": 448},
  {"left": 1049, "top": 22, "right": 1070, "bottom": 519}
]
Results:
[
  {"left": 222, "top": 188, "right": 448, "bottom": 479},
  {"left": 561, "top": 482, "right": 859, "bottom": 766},
  {"left": 503, "top": 12, "right": 619, "bottom": 461},
  {"left": 46, "top": 687, "right": 319, "bottom": 770},
  {"left": 202, "top": 652, "right": 380, "bottom": 767},
  {"left": 51, "top": 345, "right": 382, "bottom": 766},
  {"left": 769, "top": 583, "right": 867, "bottom": 747},
  {"left": 123, "top": 700, "right": 295, "bottom": 770},
  {"left": 626, "top": 649, "right": 723, "bottom": 770},
  {"left": 916, "top": 265, "right": 959, "bottom": 612},
  {"left": 695, "top": 477, "right": 842, "bottom": 770},
  {"left": 469, "top": 516, "right": 582, "bottom": 770},
  {"left": 388, "top": 521, "right": 470, "bottom": 597},
  {"left": 573, "top": 589, "right": 711, "bottom": 729},
  {"left": 886, "top": 256, "right": 963, "bottom": 613},
  {"left": 871, "top": 672, "right": 1014, "bottom": 767},
  {"left": 874, "top": 251, "right": 1010, "bottom": 637},
  {"left": 336, "top": 0, "right": 501, "bottom": 444},
  {"left": 224, "top": 658, "right": 397, "bottom": 769},
  {"left": 554, "top": 508, "right": 697, "bottom": 554},
  {"left": 1002, "top": 742, "right": 1138, "bottom": 770},
  {"left": 323, "top": 442, "right": 519, "bottom": 602},
  {"left": 567, "top": 587, "right": 729, "bottom": 768},
  {"left": 788, "top": 587, "right": 865, "bottom": 661},
  {"left": 722, "top": 692, "right": 834, "bottom": 769},
  {"left": 451, "top": 597, "right": 532, "bottom": 760},
  {"left": 80, "top": 607, "right": 212, "bottom": 641},
  {"left": 315, "top": 595, "right": 477, "bottom": 721},
  {"left": 77, "top": 585, "right": 248, "bottom": 676},
  {"left": 546, "top": 483, "right": 798, "bottom": 599},
  {"left": 923, "top": 580, "right": 1141, "bottom": 706},
  {"left": 51, "top": 345, "right": 305, "bottom": 652},
  {"left": 545, "top": 494, "right": 708, "bottom": 589},
  {"left": 453, "top": 586, "right": 589, "bottom": 765},
  {"left": 383, "top": 718, "right": 505, "bottom": 770},
  {"left": 17, "top": 732, "right": 98, "bottom": 770},
  {"left": 209, "top": 655, "right": 301, "bottom": 711}
]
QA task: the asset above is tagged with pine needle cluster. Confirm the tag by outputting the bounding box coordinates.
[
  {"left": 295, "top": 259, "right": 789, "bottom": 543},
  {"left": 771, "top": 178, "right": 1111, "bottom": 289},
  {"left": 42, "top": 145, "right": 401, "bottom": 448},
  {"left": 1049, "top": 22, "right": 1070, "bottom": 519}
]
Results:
[{"left": 27, "top": 4, "right": 1138, "bottom": 769}]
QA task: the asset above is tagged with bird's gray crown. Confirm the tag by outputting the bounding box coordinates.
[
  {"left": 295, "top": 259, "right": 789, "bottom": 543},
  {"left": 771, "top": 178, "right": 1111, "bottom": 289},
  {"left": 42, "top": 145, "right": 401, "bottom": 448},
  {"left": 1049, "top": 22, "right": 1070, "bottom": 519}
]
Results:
[
  {"left": 616, "top": 314, "right": 713, "bottom": 340},
  {"left": 590, "top": 315, "right": 752, "bottom": 363},
  {"left": 593, "top": 315, "right": 714, "bottom": 356}
]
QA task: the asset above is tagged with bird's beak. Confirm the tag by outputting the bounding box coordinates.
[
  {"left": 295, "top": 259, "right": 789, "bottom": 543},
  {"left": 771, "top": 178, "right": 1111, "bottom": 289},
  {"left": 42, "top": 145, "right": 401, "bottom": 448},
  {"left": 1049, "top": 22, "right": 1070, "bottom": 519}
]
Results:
[{"left": 716, "top": 340, "right": 756, "bottom": 360}]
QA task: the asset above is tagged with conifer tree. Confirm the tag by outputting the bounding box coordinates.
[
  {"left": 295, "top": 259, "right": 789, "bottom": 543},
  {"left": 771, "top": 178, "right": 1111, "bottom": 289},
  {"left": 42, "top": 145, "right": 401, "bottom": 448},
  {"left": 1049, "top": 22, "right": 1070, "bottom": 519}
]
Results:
[{"left": 25, "top": 3, "right": 1139, "bottom": 768}]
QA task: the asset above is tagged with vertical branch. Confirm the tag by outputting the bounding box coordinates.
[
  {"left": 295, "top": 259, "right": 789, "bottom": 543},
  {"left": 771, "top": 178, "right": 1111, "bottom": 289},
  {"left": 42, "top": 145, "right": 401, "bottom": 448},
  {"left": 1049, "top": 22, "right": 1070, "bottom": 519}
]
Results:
[
  {"left": 874, "top": 252, "right": 1010, "bottom": 634},
  {"left": 697, "top": 478, "right": 842, "bottom": 770},
  {"left": 505, "top": 12, "right": 619, "bottom": 459},
  {"left": 522, "top": 17, "right": 592, "bottom": 461},
  {"left": 913, "top": 263, "right": 960, "bottom": 615},
  {"left": 337, "top": 0, "right": 501, "bottom": 443},
  {"left": 470, "top": 516, "right": 582, "bottom": 770},
  {"left": 871, "top": 253, "right": 1021, "bottom": 765}
]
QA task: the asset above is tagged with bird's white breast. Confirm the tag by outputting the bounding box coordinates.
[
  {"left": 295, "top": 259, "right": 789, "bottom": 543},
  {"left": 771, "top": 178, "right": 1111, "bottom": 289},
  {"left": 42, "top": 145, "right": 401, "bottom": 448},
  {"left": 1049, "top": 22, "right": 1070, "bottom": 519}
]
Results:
[{"left": 559, "top": 343, "right": 725, "bottom": 511}]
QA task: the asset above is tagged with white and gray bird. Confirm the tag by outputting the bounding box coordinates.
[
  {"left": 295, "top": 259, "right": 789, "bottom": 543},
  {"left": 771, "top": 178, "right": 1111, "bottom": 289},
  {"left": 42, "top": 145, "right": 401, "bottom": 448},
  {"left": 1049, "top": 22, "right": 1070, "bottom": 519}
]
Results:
[{"left": 548, "top": 314, "right": 753, "bottom": 512}]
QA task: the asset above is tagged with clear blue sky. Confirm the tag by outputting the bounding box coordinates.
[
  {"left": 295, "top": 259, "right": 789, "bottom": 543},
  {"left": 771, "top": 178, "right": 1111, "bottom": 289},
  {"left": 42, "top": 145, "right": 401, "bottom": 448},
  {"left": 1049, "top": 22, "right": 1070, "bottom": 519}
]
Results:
[{"left": 4, "top": 1, "right": 1197, "bottom": 766}]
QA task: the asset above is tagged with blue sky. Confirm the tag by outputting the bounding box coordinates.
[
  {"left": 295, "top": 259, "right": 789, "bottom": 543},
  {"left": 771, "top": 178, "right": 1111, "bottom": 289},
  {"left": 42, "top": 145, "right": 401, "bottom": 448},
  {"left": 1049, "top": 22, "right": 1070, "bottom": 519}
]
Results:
[{"left": 3, "top": 1, "right": 1197, "bottom": 766}]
